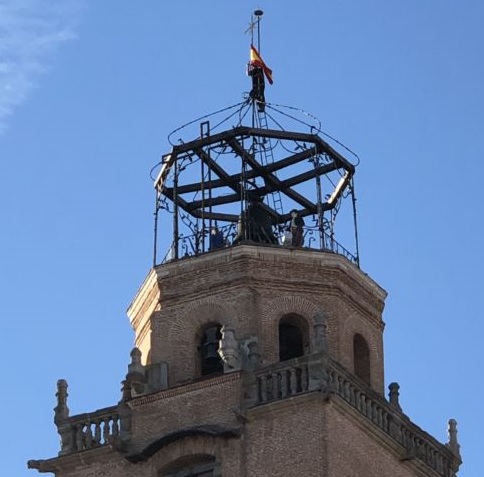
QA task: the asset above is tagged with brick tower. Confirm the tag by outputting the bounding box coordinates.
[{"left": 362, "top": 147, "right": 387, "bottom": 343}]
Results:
[{"left": 28, "top": 11, "right": 461, "bottom": 477}]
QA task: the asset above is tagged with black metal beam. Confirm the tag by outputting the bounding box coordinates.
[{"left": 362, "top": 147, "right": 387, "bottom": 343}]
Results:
[
  {"left": 280, "top": 163, "right": 346, "bottom": 189},
  {"left": 170, "top": 146, "right": 325, "bottom": 195},
  {"left": 195, "top": 147, "right": 242, "bottom": 196},
  {"left": 228, "top": 138, "right": 317, "bottom": 213},
  {"left": 190, "top": 210, "right": 239, "bottom": 222}
]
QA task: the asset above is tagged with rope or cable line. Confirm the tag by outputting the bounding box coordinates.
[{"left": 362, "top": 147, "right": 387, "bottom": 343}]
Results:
[{"left": 167, "top": 101, "right": 247, "bottom": 146}]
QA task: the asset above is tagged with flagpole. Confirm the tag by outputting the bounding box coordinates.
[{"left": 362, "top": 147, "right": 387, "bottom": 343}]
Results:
[{"left": 254, "top": 9, "right": 263, "bottom": 52}]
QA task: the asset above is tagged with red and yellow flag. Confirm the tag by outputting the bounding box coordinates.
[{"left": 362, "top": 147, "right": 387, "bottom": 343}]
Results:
[{"left": 250, "top": 45, "right": 273, "bottom": 84}]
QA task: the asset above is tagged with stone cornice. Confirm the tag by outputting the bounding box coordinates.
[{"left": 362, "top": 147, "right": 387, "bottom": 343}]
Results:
[
  {"left": 28, "top": 445, "right": 120, "bottom": 473},
  {"left": 150, "top": 245, "right": 387, "bottom": 320}
]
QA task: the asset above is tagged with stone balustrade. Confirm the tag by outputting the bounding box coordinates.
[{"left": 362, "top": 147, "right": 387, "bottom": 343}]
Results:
[
  {"left": 255, "top": 358, "right": 310, "bottom": 404},
  {"left": 248, "top": 355, "right": 459, "bottom": 477},
  {"left": 326, "top": 361, "right": 458, "bottom": 477},
  {"left": 51, "top": 357, "right": 460, "bottom": 477},
  {"left": 56, "top": 406, "right": 120, "bottom": 455}
]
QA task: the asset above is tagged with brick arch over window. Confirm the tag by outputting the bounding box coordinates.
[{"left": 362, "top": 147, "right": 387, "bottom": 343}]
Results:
[
  {"left": 145, "top": 431, "right": 239, "bottom": 477},
  {"left": 198, "top": 323, "right": 223, "bottom": 376},
  {"left": 167, "top": 298, "right": 238, "bottom": 381},
  {"left": 279, "top": 313, "right": 310, "bottom": 361},
  {"left": 260, "top": 296, "right": 320, "bottom": 364},
  {"left": 340, "top": 320, "right": 382, "bottom": 391},
  {"left": 353, "top": 333, "right": 371, "bottom": 385}
]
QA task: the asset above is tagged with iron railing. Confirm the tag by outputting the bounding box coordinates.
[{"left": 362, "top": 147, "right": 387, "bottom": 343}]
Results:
[{"left": 161, "top": 224, "right": 358, "bottom": 266}]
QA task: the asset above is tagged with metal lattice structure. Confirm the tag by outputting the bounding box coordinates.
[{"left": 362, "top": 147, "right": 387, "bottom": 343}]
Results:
[
  {"left": 152, "top": 101, "right": 360, "bottom": 266},
  {"left": 152, "top": 10, "right": 360, "bottom": 266}
]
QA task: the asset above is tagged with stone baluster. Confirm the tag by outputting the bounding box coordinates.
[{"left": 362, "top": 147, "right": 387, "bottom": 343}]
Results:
[
  {"left": 280, "top": 370, "right": 288, "bottom": 398},
  {"left": 272, "top": 373, "right": 280, "bottom": 400},
  {"left": 355, "top": 391, "right": 362, "bottom": 412},
  {"left": 343, "top": 380, "right": 350, "bottom": 401},
  {"left": 371, "top": 402, "right": 378, "bottom": 425},
  {"left": 365, "top": 396, "right": 373, "bottom": 421},
  {"left": 379, "top": 407, "right": 386, "bottom": 430},
  {"left": 436, "top": 453, "right": 443, "bottom": 474},
  {"left": 85, "top": 423, "right": 93, "bottom": 449},
  {"left": 101, "top": 418, "right": 109, "bottom": 444},
  {"left": 405, "top": 432, "right": 417, "bottom": 459},
  {"left": 259, "top": 375, "right": 268, "bottom": 402},
  {"left": 381, "top": 410, "right": 389, "bottom": 434},
  {"left": 301, "top": 365, "right": 308, "bottom": 392},
  {"left": 337, "top": 375, "right": 344, "bottom": 395},
  {"left": 94, "top": 419, "right": 102, "bottom": 445},
  {"left": 349, "top": 384, "right": 356, "bottom": 406},
  {"left": 112, "top": 416, "right": 119, "bottom": 438},
  {"left": 289, "top": 368, "right": 298, "bottom": 394},
  {"left": 363, "top": 394, "right": 371, "bottom": 418},
  {"left": 54, "top": 379, "right": 73, "bottom": 456}
]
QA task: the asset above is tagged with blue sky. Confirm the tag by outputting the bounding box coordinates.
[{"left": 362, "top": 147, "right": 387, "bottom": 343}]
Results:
[{"left": 1, "top": 1, "right": 482, "bottom": 475}]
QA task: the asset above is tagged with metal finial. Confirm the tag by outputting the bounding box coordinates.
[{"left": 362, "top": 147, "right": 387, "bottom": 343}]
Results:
[{"left": 254, "top": 9, "right": 264, "bottom": 16}]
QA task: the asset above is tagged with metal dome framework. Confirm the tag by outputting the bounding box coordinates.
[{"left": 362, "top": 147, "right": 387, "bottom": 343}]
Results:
[{"left": 152, "top": 105, "right": 360, "bottom": 266}]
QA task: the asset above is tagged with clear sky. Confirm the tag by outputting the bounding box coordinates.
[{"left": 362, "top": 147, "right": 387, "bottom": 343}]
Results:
[{"left": 1, "top": 1, "right": 482, "bottom": 475}]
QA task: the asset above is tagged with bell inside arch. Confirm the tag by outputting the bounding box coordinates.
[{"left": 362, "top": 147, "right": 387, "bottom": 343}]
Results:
[{"left": 200, "top": 325, "right": 223, "bottom": 375}]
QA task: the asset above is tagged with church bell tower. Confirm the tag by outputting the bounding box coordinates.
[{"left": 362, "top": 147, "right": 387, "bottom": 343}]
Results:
[{"left": 29, "top": 11, "right": 461, "bottom": 477}]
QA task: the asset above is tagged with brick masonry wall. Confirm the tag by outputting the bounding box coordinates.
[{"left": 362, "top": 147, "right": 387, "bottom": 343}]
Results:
[
  {"left": 129, "top": 373, "right": 242, "bottom": 452},
  {"left": 59, "top": 435, "right": 242, "bottom": 477},
  {"left": 326, "top": 401, "right": 431, "bottom": 477},
  {"left": 144, "top": 246, "right": 386, "bottom": 393},
  {"left": 55, "top": 391, "right": 433, "bottom": 477},
  {"left": 246, "top": 396, "right": 326, "bottom": 477}
]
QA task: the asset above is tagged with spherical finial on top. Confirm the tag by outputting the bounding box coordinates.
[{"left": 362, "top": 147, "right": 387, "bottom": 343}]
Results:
[{"left": 254, "top": 9, "right": 264, "bottom": 17}]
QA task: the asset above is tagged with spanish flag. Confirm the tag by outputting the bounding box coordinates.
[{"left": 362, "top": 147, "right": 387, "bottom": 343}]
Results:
[{"left": 250, "top": 45, "right": 273, "bottom": 84}]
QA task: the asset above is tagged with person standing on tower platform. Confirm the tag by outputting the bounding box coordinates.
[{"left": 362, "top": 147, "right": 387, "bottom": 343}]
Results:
[
  {"left": 248, "top": 44, "right": 273, "bottom": 113},
  {"left": 290, "top": 209, "right": 305, "bottom": 247}
]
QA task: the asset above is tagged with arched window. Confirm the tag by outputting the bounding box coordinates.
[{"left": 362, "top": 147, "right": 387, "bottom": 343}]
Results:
[
  {"left": 278, "top": 314, "right": 309, "bottom": 362},
  {"left": 159, "top": 454, "right": 217, "bottom": 477},
  {"left": 353, "top": 333, "right": 371, "bottom": 385},
  {"left": 199, "top": 324, "right": 223, "bottom": 376}
]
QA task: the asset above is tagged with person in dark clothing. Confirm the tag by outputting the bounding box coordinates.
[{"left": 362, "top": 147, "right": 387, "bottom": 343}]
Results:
[
  {"left": 209, "top": 226, "right": 225, "bottom": 250},
  {"left": 248, "top": 66, "right": 266, "bottom": 112},
  {"left": 235, "top": 195, "right": 277, "bottom": 244},
  {"left": 290, "top": 209, "right": 304, "bottom": 247}
]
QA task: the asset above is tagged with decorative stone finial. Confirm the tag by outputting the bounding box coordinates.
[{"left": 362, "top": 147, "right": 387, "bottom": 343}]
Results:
[
  {"left": 54, "top": 379, "right": 74, "bottom": 455},
  {"left": 54, "top": 379, "right": 69, "bottom": 425},
  {"left": 388, "top": 382, "right": 402, "bottom": 412},
  {"left": 313, "top": 311, "right": 328, "bottom": 353},
  {"left": 247, "top": 340, "right": 261, "bottom": 370},
  {"left": 446, "top": 418, "right": 461, "bottom": 458},
  {"left": 218, "top": 325, "right": 241, "bottom": 371},
  {"left": 127, "top": 348, "right": 145, "bottom": 381},
  {"left": 125, "top": 347, "right": 147, "bottom": 397},
  {"left": 130, "top": 347, "right": 142, "bottom": 364}
]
